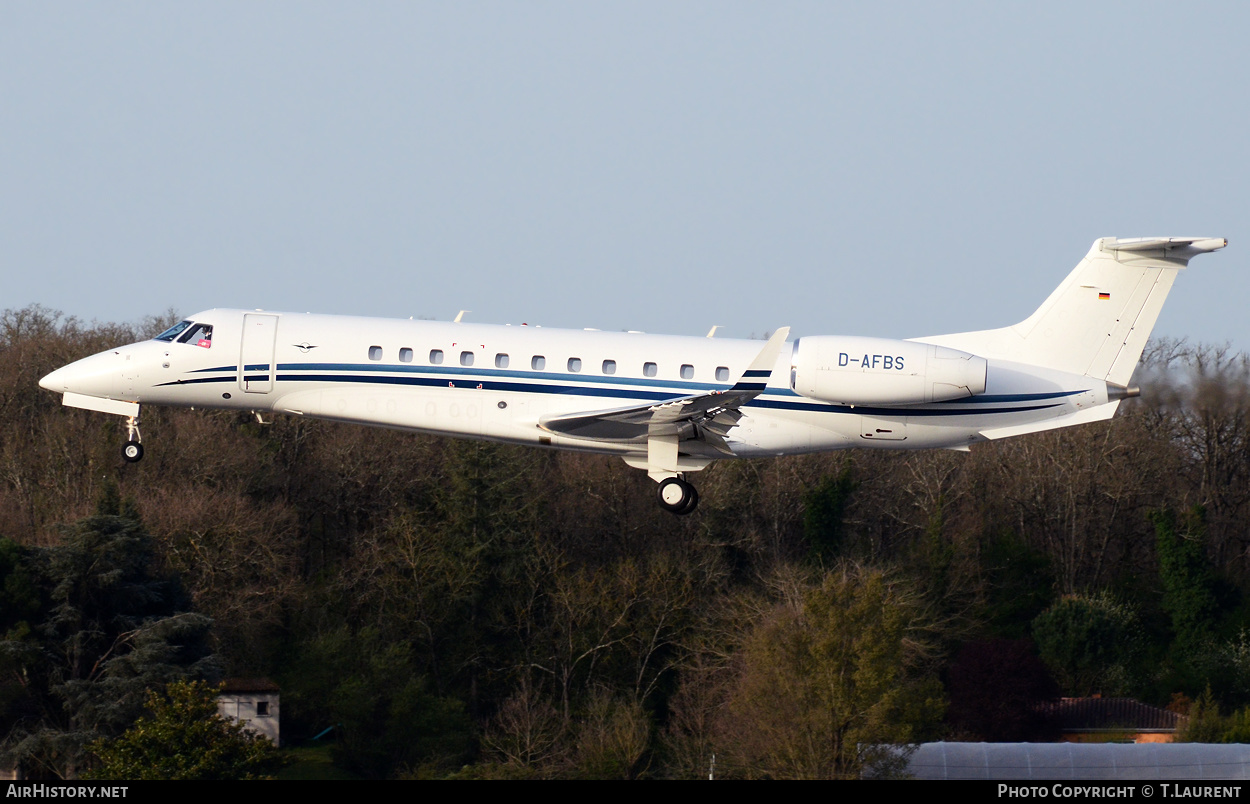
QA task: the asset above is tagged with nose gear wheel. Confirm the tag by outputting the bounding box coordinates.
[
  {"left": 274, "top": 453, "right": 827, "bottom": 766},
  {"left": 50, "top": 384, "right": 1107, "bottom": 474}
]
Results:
[{"left": 121, "top": 414, "right": 144, "bottom": 463}]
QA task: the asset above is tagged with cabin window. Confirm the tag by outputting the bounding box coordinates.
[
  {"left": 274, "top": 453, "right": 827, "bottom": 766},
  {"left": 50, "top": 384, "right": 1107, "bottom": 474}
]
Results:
[
  {"left": 430, "top": 349, "right": 444, "bottom": 365},
  {"left": 399, "top": 348, "right": 413, "bottom": 363},
  {"left": 643, "top": 362, "right": 658, "bottom": 377},
  {"left": 460, "top": 351, "right": 474, "bottom": 367},
  {"left": 154, "top": 320, "right": 193, "bottom": 342},
  {"left": 496, "top": 353, "right": 509, "bottom": 369},
  {"left": 532, "top": 356, "right": 546, "bottom": 370},
  {"left": 568, "top": 358, "right": 582, "bottom": 373},
  {"left": 716, "top": 366, "right": 730, "bottom": 382},
  {"left": 602, "top": 359, "right": 616, "bottom": 375},
  {"left": 680, "top": 364, "right": 694, "bottom": 380},
  {"left": 369, "top": 346, "right": 383, "bottom": 361}
]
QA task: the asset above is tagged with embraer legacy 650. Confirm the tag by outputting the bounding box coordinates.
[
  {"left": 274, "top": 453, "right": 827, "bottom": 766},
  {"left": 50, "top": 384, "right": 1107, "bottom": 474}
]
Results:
[{"left": 40, "top": 237, "right": 1226, "bottom": 514}]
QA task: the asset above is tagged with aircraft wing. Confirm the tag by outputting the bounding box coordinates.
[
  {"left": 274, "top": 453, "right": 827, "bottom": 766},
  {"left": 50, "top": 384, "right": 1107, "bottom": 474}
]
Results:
[{"left": 538, "top": 327, "right": 790, "bottom": 454}]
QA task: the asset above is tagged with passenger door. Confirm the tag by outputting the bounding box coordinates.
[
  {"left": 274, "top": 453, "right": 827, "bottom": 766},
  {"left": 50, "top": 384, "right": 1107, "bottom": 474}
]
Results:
[{"left": 239, "top": 314, "right": 279, "bottom": 393}]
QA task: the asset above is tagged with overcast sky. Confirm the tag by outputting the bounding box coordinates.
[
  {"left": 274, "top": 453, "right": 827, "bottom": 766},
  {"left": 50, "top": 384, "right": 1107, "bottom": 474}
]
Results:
[{"left": 2, "top": 2, "right": 1245, "bottom": 350}]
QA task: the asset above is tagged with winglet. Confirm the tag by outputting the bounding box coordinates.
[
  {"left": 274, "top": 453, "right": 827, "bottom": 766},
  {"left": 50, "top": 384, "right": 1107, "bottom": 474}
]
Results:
[{"left": 731, "top": 327, "right": 790, "bottom": 392}]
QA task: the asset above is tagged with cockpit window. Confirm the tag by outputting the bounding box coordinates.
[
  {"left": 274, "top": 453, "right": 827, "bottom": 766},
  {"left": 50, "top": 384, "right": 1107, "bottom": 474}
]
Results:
[
  {"left": 177, "top": 323, "right": 213, "bottom": 348},
  {"left": 154, "top": 320, "right": 194, "bottom": 342}
]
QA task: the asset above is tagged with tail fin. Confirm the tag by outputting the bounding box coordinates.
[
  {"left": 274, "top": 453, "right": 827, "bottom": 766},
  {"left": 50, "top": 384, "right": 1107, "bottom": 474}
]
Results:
[{"left": 914, "top": 237, "right": 1226, "bottom": 386}]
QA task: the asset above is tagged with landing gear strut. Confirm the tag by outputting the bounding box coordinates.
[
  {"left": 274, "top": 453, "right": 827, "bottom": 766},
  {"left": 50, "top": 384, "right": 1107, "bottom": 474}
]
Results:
[
  {"left": 121, "top": 414, "right": 144, "bottom": 463},
  {"left": 657, "top": 477, "right": 699, "bottom": 515}
]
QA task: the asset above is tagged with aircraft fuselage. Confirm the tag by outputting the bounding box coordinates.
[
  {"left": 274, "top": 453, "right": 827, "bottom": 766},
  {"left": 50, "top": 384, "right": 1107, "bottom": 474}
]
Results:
[{"left": 43, "top": 309, "right": 1106, "bottom": 458}]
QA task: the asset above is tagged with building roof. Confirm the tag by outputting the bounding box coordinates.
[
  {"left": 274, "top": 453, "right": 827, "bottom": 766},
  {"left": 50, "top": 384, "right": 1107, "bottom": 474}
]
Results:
[
  {"left": 219, "top": 678, "right": 280, "bottom": 693},
  {"left": 873, "top": 742, "right": 1250, "bottom": 780},
  {"left": 1039, "top": 697, "right": 1186, "bottom": 734}
]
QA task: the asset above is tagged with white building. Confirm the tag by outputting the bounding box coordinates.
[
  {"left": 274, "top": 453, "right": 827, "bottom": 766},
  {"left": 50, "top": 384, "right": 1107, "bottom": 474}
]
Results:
[{"left": 217, "top": 678, "right": 280, "bottom": 745}]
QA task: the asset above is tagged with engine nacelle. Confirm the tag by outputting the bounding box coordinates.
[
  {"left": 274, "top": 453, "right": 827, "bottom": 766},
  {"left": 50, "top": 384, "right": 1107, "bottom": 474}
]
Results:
[{"left": 790, "top": 336, "right": 987, "bottom": 405}]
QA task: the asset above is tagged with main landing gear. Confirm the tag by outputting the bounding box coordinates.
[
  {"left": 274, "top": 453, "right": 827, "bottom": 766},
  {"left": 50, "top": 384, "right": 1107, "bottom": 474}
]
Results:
[
  {"left": 121, "top": 413, "right": 144, "bottom": 463},
  {"left": 657, "top": 477, "right": 699, "bottom": 515}
]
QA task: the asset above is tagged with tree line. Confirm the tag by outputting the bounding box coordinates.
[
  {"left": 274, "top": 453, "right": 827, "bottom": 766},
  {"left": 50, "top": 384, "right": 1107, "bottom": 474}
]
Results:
[{"left": 4, "top": 305, "right": 1250, "bottom": 778}]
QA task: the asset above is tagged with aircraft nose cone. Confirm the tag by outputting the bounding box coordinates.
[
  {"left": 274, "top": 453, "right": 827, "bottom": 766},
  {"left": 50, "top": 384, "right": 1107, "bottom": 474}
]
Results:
[
  {"left": 37, "top": 350, "right": 130, "bottom": 398},
  {"left": 39, "top": 365, "right": 69, "bottom": 392}
]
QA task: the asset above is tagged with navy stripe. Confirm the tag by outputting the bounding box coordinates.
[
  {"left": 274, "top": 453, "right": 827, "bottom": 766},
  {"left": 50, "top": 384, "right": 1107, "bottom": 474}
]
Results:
[
  {"left": 745, "top": 398, "right": 1064, "bottom": 417},
  {"left": 162, "top": 373, "right": 682, "bottom": 402},
  {"left": 183, "top": 360, "right": 809, "bottom": 397},
  {"left": 276, "top": 374, "right": 683, "bottom": 401},
  {"left": 187, "top": 362, "right": 1095, "bottom": 410},
  {"left": 935, "top": 391, "right": 1083, "bottom": 404},
  {"left": 157, "top": 372, "right": 1066, "bottom": 417},
  {"left": 157, "top": 377, "right": 232, "bottom": 386},
  {"left": 158, "top": 374, "right": 271, "bottom": 386},
  {"left": 191, "top": 364, "right": 269, "bottom": 373},
  {"left": 274, "top": 361, "right": 735, "bottom": 391},
  {"left": 161, "top": 373, "right": 685, "bottom": 398}
]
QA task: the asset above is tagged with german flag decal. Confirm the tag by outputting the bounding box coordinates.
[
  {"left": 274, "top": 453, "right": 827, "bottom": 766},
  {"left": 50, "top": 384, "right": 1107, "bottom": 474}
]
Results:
[{"left": 1098, "top": 292, "right": 1111, "bottom": 300}]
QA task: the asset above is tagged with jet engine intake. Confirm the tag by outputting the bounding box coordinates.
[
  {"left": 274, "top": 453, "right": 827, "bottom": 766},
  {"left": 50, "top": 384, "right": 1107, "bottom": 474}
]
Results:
[{"left": 790, "top": 336, "right": 987, "bottom": 405}]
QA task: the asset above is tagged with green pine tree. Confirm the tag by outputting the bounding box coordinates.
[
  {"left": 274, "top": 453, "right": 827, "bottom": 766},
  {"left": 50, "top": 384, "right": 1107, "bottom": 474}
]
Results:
[{"left": 88, "top": 680, "right": 285, "bottom": 780}]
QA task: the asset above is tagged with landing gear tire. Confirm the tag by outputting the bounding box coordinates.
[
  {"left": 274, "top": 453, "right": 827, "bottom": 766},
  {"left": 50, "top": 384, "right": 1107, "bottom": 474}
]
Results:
[
  {"left": 657, "top": 477, "right": 698, "bottom": 515},
  {"left": 122, "top": 413, "right": 144, "bottom": 463},
  {"left": 677, "top": 485, "right": 699, "bottom": 515}
]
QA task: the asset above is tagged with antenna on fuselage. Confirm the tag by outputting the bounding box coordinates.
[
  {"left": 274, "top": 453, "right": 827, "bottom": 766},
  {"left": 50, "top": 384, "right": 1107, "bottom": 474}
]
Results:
[{"left": 454, "top": 310, "right": 470, "bottom": 323}]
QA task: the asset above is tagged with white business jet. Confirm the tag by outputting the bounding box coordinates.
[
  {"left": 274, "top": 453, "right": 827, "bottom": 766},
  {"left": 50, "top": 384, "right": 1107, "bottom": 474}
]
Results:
[{"left": 40, "top": 237, "right": 1225, "bottom": 514}]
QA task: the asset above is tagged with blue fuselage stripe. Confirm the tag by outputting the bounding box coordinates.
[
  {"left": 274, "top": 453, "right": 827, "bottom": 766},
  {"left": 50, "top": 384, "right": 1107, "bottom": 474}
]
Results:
[
  {"left": 157, "top": 367, "right": 1070, "bottom": 417},
  {"left": 180, "top": 362, "right": 742, "bottom": 393},
  {"left": 184, "top": 362, "right": 1086, "bottom": 405},
  {"left": 934, "top": 391, "right": 1082, "bottom": 404}
]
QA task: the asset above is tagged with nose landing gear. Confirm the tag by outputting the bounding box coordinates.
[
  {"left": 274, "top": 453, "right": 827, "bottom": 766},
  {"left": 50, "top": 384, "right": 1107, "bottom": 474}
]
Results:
[
  {"left": 657, "top": 477, "right": 699, "bottom": 515},
  {"left": 121, "top": 414, "right": 144, "bottom": 463}
]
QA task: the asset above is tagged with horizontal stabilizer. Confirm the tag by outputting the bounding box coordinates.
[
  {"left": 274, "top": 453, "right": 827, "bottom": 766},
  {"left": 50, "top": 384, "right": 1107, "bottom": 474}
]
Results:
[{"left": 1103, "top": 237, "right": 1227, "bottom": 258}]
